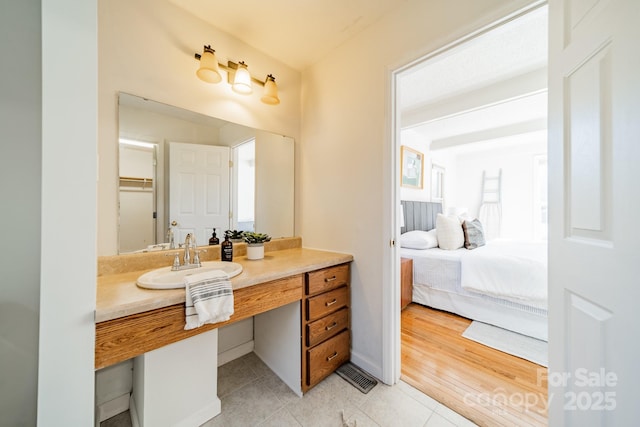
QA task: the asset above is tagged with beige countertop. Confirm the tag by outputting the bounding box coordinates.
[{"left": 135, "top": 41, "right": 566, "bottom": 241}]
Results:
[{"left": 96, "top": 247, "right": 353, "bottom": 323}]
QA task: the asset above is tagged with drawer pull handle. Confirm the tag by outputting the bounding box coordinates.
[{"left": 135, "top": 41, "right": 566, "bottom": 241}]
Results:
[
  {"left": 325, "top": 299, "right": 337, "bottom": 307},
  {"left": 326, "top": 322, "right": 338, "bottom": 331},
  {"left": 324, "top": 276, "right": 337, "bottom": 283},
  {"left": 327, "top": 351, "right": 339, "bottom": 361}
]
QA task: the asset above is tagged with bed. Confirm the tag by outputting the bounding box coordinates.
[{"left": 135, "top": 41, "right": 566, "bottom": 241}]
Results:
[{"left": 400, "top": 200, "right": 548, "bottom": 341}]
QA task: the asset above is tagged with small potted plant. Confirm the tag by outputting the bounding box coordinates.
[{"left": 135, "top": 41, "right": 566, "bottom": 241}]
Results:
[
  {"left": 243, "top": 232, "right": 271, "bottom": 260},
  {"left": 224, "top": 229, "right": 245, "bottom": 243}
]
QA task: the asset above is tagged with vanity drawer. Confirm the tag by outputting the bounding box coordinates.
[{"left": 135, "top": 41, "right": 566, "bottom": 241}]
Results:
[
  {"left": 306, "top": 307, "right": 349, "bottom": 347},
  {"left": 307, "top": 286, "right": 348, "bottom": 321},
  {"left": 306, "top": 330, "right": 350, "bottom": 387},
  {"left": 306, "top": 264, "right": 349, "bottom": 296}
]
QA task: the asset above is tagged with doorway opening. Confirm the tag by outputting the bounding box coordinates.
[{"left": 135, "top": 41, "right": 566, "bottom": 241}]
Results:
[
  {"left": 118, "top": 138, "right": 158, "bottom": 253},
  {"left": 392, "top": 3, "right": 549, "bottom": 425}
]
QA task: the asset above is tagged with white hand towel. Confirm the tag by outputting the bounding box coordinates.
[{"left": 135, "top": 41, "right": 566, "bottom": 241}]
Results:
[{"left": 184, "top": 270, "right": 234, "bottom": 330}]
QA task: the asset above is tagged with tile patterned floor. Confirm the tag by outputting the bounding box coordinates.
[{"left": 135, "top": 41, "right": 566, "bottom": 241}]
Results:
[{"left": 101, "top": 352, "right": 478, "bottom": 427}]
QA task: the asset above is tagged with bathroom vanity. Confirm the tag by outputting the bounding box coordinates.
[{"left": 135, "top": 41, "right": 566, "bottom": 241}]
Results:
[{"left": 95, "top": 237, "right": 352, "bottom": 426}]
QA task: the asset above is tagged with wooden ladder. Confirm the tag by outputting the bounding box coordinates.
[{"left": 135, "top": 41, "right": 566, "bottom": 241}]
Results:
[{"left": 479, "top": 169, "right": 502, "bottom": 239}]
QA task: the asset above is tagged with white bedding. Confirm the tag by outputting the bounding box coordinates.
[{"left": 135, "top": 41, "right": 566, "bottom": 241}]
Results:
[
  {"left": 460, "top": 241, "right": 547, "bottom": 309},
  {"left": 401, "top": 247, "right": 462, "bottom": 292},
  {"left": 401, "top": 240, "right": 548, "bottom": 340}
]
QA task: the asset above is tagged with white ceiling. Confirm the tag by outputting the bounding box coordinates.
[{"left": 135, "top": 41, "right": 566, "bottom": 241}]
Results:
[
  {"left": 399, "top": 6, "right": 549, "bottom": 152},
  {"left": 399, "top": 6, "right": 548, "bottom": 111},
  {"left": 169, "top": 0, "right": 405, "bottom": 71}
]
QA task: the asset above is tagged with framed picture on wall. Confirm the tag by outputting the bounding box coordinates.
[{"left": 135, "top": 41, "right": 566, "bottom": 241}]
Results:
[{"left": 400, "top": 146, "right": 424, "bottom": 189}]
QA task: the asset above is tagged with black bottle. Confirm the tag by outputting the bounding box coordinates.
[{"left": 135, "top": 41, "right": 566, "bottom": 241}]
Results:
[
  {"left": 209, "top": 228, "right": 220, "bottom": 245},
  {"left": 221, "top": 234, "right": 233, "bottom": 261}
]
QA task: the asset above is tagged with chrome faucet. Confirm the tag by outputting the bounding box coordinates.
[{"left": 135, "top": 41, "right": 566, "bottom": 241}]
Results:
[
  {"left": 166, "top": 233, "right": 204, "bottom": 271},
  {"left": 167, "top": 226, "right": 176, "bottom": 249}
]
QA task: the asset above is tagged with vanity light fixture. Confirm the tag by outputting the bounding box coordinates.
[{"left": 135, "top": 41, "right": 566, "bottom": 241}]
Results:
[
  {"left": 195, "top": 45, "right": 280, "bottom": 105},
  {"left": 261, "top": 75, "right": 280, "bottom": 105},
  {"left": 232, "top": 61, "right": 252, "bottom": 94},
  {"left": 195, "top": 45, "right": 222, "bottom": 83}
]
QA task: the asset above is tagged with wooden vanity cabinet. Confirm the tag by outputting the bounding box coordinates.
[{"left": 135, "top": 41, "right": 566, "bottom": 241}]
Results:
[{"left": 302, "top": 263, "right": 351, "bottom": 392}]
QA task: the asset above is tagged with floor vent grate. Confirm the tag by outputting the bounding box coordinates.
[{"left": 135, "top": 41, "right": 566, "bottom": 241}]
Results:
[{"left": 335, "top": 362, "right": 378, "bottom": 394}]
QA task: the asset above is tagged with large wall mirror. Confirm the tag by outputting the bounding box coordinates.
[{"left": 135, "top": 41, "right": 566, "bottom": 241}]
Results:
[{"left": 118, "top": 93, "right": 294, "bottom": 253}]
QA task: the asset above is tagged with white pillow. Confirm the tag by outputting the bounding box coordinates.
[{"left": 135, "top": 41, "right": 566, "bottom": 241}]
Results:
[
  {"left": 436, "top": 213, "right": 464, "bottom": 250},
  {"left": 400, "top": 229, "right": 438, "bottom": 250}
]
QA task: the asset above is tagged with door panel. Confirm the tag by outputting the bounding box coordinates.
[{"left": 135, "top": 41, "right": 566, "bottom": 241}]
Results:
[
  {"left": 566, "top": 43, "right": 612, "bottom": 239},
  {"left": 177, "top": 173, "right": 196, "bottom": 214},
  {"left": 205, "top": 174, "right": 222, "bottom": 214},
  {"left": 549, "top": 0, "right": 639, "bottom": 424},
  {"left": 169, "top": 142, "right": 230, "bottom": 246}
]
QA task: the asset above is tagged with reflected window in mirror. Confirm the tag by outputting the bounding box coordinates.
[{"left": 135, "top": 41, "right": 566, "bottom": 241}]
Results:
[{"left": 234, "top": 138, "right": 255, "bottom": 232}]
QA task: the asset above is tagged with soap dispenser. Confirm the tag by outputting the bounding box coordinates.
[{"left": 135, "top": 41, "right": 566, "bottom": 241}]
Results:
[
  {"left": 209, "top": 228, "right": 220, "bottom": 245},
  {"left": 221, "top": 234, "right": 233, "bottom": 262}
]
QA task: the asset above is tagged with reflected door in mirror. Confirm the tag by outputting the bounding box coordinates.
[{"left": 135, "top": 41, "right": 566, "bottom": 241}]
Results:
[{"left": 169, "top": 142, "right": 230, "bottom": 245}]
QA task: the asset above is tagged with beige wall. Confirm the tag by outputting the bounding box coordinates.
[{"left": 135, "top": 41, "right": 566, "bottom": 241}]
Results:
[
  {"left": 300, "top": 0, "right": 538, "bottom": 379},
  {"left": 98, "top": 0, "right": 301, "bottom": 255}
]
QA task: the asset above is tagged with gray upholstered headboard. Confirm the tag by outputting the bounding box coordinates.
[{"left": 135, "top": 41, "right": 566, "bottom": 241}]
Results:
[{"left": 401, "top": 201, "right": 442, "bottom": 233}]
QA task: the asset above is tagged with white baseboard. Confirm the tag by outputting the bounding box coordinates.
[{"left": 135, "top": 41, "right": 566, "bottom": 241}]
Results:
[
  {"left": 96, "top": 392, "right": 130, "bottom": 423},
  {"left": 349, "top": 350, "right": 383, "bottom": 384},
  {"left": 175, "top": 397, "right": 221, "bottom": 427},
  {"left": 129, "top": 395, "right": 140, "bottom": 427},
  {"left": 217, "top": 340, "right": 254, "bottom": 366}
]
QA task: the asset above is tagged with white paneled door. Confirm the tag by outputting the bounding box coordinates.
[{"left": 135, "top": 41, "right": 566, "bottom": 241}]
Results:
[
  {"left": 548, "top": 0, "right": 639, "bottom": 425},
  {"left": 169, "top": 142, "right": 230, "bottom": 247}
]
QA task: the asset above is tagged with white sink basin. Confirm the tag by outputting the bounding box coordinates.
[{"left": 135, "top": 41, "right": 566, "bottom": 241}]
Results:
[{"left": 136, "top": 261, "right": 243, "bottom": 289}]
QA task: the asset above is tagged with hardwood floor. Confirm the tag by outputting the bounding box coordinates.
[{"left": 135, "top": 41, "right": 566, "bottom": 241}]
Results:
[{"left": 401, "top": 303, "right": 548, "bottom": 427}]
